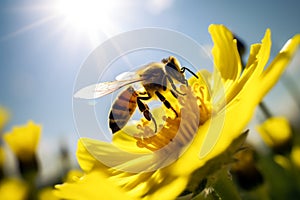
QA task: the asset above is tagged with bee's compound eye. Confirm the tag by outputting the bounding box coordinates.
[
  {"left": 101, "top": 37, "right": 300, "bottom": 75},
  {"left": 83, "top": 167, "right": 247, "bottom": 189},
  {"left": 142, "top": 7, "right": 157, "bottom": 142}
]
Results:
[{"left": 170, "top": 57, "right": 180, "bottom": 69}]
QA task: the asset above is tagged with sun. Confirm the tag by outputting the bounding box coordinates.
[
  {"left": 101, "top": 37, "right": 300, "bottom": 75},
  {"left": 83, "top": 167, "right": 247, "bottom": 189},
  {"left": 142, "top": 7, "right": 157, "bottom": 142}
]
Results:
[{"left": 56, "top": 0, "right": 119, "bottom": 40}]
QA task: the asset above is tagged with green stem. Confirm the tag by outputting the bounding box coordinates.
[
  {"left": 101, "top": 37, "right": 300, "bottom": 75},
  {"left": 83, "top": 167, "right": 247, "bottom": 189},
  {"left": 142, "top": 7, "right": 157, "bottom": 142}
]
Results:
[{"left": 259, "top": 102, "right": 272, "bottom": 119}]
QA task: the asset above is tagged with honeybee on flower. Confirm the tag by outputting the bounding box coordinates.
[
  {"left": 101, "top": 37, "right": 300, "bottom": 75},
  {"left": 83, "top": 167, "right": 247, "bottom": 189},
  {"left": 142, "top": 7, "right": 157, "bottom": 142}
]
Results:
[{"left": 74, "top": 56, "right": 198, "bottom": 134}]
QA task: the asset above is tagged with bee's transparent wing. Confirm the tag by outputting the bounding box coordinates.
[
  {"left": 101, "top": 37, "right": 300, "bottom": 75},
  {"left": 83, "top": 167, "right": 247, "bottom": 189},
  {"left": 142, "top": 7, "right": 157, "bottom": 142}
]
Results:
[
  {"left": 74, "top": 79, "right": 142, "bottom": 99},
  {"left": 115, "top": 71, "right": 140, "bottom": 81}
]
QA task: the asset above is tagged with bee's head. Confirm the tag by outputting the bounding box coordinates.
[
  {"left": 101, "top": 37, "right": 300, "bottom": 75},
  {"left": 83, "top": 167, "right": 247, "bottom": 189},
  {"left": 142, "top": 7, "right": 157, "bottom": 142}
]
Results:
[{"left": 163, "top": 56, "right": 187, "bottom": 84}]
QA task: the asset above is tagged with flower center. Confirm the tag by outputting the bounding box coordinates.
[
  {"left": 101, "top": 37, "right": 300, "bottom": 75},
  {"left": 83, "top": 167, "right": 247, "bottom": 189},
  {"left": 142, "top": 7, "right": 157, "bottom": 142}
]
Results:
[{"left": 133, "top": 83, "right": 211, "bottom": 152}]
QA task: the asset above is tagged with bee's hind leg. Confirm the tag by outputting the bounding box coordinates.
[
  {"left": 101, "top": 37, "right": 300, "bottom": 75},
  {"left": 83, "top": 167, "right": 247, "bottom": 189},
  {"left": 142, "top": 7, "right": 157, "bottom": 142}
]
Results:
[
  {"left": 137, "top": 95, "right": 157, "bottom": 133},
  {"left": 155, "top": 91, "right": 178, "bottom": 118}
]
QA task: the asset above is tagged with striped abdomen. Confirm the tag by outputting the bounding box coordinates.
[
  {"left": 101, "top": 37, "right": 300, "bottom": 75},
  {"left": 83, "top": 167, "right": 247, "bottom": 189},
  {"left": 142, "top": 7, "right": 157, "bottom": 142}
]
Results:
[{"left": 109, "top": 86, "right": 138, "bottom": 133}]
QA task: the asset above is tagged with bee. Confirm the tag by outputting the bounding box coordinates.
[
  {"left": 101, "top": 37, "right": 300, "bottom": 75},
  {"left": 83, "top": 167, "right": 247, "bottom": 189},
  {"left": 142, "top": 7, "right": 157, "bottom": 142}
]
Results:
[{"left": 74, "top": 56, "right": 198, "bottom": 134}]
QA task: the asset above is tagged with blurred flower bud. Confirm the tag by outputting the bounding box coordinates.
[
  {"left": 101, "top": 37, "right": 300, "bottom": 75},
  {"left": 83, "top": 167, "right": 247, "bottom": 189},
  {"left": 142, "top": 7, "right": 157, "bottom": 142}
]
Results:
[
  {"left": 256, "top": 117, "right": 292, "bottom": 153},
  {"left": 0, "top": 178, "right": 28, "bottom": 200},
  {"left": 3, "top": 121, "right": 41, "bottom": 179}
]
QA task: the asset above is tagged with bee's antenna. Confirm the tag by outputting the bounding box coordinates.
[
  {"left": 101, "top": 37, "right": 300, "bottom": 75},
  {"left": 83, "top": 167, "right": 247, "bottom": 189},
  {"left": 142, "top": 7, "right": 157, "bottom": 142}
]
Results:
[{"left": 181, "top": 67, "right": 199, "bottom": 79}]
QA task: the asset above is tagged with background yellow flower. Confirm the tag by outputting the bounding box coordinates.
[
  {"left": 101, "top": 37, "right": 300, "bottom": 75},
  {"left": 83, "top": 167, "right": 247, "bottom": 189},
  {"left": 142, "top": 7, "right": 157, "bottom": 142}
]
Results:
[
  {"left": 0, "top": 178, "right": 28, "bottom": 200},
  {"left": 3, "top": 121, "right": 41, "bottom": 162},
  {"left": 256, "top": 116, "right": 292, "bottom": 149}
]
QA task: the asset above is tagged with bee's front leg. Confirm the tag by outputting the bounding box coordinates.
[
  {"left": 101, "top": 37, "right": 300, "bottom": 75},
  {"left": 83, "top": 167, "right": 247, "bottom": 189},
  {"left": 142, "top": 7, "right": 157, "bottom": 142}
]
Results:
[
  {"left": 165, "top": 75, "right": 186, "bottom": 95},
  {"left": 137, "top": 93, "right": 157, "bottom": 132}
]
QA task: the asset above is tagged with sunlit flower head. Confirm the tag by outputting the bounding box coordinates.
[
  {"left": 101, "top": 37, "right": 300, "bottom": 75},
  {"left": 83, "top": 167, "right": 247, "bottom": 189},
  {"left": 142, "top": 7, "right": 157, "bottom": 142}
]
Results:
[
  {"left": 55, "top": 24, "right": 300, "bottom": 199},
  {"left": 3, "top": 121, "right": 41, "bottom": 162}
]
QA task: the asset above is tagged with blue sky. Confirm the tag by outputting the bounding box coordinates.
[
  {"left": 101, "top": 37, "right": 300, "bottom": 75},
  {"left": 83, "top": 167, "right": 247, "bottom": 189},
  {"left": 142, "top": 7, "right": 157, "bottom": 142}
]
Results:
[{"left": 1, "top": 0, "right": 300, "bottom": 171}]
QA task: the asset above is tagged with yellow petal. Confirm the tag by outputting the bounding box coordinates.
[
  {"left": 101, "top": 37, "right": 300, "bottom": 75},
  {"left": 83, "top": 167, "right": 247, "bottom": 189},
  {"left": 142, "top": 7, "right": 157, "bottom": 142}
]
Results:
[
  {"left": 252, "top": 29, "right": 272, "bottom": 75},
  {"left": 76, "top": 139, "right": 106, "bottom": 172},
  {"left": 226, "top": 29, "right": 272, "bottom": 105},
  {"left": 242, "top": 29, "right": 271, "bottom": 86},
  {"left": 77, "top": 138, "right": 155, "bottom": 173},
  {"left": 245, "top": 44, "right": 262, "bottom": 68},
  {"left": 54, "top": 170, "right": 137, "bottom": 200},
  {"left": 209, "top": 24, "right": 242, "bottom": 82},
  {"left": 168, "top": 83, "right": 256, "bottom": 176},
  {"left": 142, "top": 175, "right": 189, "bottom": 200},
  {"left": 259, "top": 34, "right": 300, "bottom": 97},
  {"left": 112, "top": 128, "right": 151, "bottom": 153}
]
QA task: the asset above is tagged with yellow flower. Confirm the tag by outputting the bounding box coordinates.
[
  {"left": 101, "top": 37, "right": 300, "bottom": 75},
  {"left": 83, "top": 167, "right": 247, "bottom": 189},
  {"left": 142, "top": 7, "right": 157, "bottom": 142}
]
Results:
[
  {"left": 0, "top": 106, "right": 10, "bottom": 131},
  {"left": 3, "top": 121, "right": 41, "bottom": 162},
  {"left": 0, "top": 178, "right": 28, "bottom": 200},
  {"left": 55, "top": 24, "right": 300, "bottom": 199},
  {"left": 256, "top": 116, "right": 292, "bottom": 151}
]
